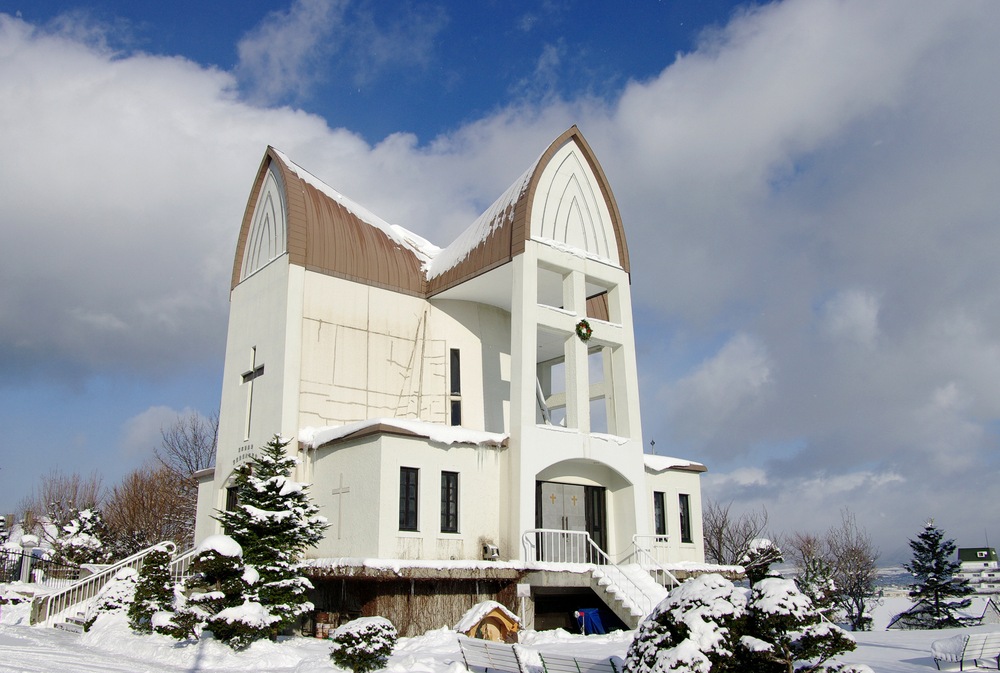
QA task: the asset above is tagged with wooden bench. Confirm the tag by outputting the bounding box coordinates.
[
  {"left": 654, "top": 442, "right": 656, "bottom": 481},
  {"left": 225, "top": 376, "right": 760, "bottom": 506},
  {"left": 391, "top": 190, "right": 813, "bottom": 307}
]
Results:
[
  {"left": 933, "top": 632, "right": 1000, "bottom": 670},
  {"left": 458, "top": 636, "right": 525, "bottom": 673},
  {"left": 538, "top": 651, "right": 622, "bottom": 673}
]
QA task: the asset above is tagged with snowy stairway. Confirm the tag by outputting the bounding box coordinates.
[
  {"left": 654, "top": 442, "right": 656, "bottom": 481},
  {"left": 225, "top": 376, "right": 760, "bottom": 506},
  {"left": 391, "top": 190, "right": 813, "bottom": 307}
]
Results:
[
  {"left": 590, "top": 563, "right": 669, "bottom": 629},
  {"left": 53, "top": 612, "right": 87, "bottom": 634}
]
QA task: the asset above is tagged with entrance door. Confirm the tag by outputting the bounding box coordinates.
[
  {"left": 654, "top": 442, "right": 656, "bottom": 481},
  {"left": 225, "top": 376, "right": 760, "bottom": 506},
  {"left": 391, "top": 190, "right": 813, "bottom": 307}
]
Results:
[{"left": 535, "top": 481, "right": 606, "bottom": 562}]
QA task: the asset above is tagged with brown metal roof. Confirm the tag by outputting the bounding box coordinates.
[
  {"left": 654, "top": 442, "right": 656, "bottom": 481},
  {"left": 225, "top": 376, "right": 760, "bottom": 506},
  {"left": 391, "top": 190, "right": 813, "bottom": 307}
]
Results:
[
  {"left": 231, "top": 127, "right": 629, "bottom": 296},
  {"left": 231, "top": 149, "right": 426, "bottom": 294}
]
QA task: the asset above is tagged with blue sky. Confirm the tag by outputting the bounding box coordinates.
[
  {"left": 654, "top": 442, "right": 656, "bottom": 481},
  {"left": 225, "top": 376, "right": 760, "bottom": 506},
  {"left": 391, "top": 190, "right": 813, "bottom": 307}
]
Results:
[{"left": 2, "top": 0, "right": 999, "bottom": 563}]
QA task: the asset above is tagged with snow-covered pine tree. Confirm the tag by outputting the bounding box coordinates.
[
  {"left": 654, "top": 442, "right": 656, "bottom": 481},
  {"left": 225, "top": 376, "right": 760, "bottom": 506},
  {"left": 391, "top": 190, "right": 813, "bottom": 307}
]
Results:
[
  {"left": 54, "top": 507, "right": 111, "bottom": 565},
  {"left": 623, "top": 573, "right": 868, "bottom": 673},
  {"left": 214, "top": 435, "right": 328, "bottom": 637},
  {"left": 167, "top": 534, "right": 274, "bottom": 649},
  {"left": 903, "top": 520, "right": 973, "bottom": 628},
  {"left": 128, "top": 545, "right": 174, "bottom": 634}
]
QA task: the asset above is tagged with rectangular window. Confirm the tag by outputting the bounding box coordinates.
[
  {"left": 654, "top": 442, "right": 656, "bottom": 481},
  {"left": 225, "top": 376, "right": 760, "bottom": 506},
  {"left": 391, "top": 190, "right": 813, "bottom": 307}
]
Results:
[
  {"left": 441, "top": 471, "right": 459, "bottom": 533},
  {"left": 450, "top": 348, "right": 461, "bottom": 395},
  {"left": 449, "top": 348, "right": 462, "bottom": 426},
  {"left": 678, "top": 494, "right": 692, "bottom": 544},
  {"left": 653, "top": 491, "right": 666, "bottom": 536},
  {"left": 399, "top": 467, "right": 419, "bottom": 531}
]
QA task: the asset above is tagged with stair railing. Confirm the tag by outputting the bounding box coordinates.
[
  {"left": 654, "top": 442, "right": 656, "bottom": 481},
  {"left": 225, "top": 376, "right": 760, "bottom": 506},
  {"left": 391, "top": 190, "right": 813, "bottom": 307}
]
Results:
[
  {"left": 629, "top": 535, "right": 681, "bottom": 589},
  {"left": 31, "top": 541, "right": 177, "bottom": 627},
  {"left": 521, "top": 529, "right": 654, "bottom": 616}
]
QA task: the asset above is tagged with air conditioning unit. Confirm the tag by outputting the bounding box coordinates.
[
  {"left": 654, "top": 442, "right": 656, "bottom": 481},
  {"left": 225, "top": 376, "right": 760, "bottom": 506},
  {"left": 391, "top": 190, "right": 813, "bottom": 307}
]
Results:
[{"left": 482, "top": 544, "right": 500, "bottom": 561}]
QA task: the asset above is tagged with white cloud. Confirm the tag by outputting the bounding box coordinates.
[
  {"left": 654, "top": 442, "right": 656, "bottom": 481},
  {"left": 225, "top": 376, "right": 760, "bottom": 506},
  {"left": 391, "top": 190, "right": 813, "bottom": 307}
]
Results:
[
  {"left": 118, "top": 405, "right": 185, "bottom": 459},
  {"left": 236, "top": 0, "right": 345, "bottom": 103},
  {"left": 821, "top": 289, "right": 880, "bottom": 348},
  {"left": 2, "top": 0, "right": 1000, "bottom": 554},
  {"left": 662, "top": 333, "right": 772, "bottom": 451}
]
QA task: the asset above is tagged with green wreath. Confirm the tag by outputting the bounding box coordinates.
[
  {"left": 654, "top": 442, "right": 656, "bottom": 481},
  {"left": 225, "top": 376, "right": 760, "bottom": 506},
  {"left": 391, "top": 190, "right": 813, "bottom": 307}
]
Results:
[{"left": 575, "top": 319, "right": 593, "bottom": 342}]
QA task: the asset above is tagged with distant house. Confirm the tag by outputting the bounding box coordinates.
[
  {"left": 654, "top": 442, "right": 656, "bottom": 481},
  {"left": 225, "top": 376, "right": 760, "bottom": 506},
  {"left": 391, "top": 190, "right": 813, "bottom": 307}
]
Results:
[{"left": 957, "top": 547, "right": 1000, "bottom": 594}]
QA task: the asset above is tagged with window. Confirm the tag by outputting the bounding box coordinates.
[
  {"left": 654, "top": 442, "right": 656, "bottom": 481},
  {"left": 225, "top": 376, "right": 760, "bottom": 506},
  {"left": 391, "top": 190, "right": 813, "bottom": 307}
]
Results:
[
  {"left": 441, "top": 471, "right": 459, "bottom": 533},
  {"left": 399, "top": 467, "right": 419, "bottom": 531},
  {"left": 653, "top": 491, "right": 666, "bottom": 536},
  {"left": 450, "top": 349, "right": 462, "bottom": 426},
  {"left": 225, "top": 486, "right": 239, "bottom": 512},
  {"left": 678, "top": 494, "right": 692, "bottom": 544}
]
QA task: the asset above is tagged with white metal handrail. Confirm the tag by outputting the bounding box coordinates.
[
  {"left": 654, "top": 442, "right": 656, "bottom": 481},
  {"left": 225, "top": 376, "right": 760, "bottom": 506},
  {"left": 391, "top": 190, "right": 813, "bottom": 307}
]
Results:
[
  {"left": 522, "top": 529, "right": 655, "bottom": 616},
  {"left": 30, "top": 541, "right": 178, "bottom": 627},
  {"left": 630, "top": 535, "right": 681, "bottom": 589},
  {"left": 168, "top": 545, "right": 198, "bottom": 584}
]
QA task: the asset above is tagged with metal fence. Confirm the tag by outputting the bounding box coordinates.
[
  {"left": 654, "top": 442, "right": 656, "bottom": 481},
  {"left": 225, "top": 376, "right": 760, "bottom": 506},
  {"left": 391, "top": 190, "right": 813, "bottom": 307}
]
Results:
[{"left": 0, "top": 549, "right": 82, "bottom": 589}]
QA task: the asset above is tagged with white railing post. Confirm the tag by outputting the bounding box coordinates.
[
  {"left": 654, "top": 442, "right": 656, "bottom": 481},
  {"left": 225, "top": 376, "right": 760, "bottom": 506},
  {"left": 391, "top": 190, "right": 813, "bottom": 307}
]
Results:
[{"left": 521, "top": 528, "right": 656, "bottom": 616}]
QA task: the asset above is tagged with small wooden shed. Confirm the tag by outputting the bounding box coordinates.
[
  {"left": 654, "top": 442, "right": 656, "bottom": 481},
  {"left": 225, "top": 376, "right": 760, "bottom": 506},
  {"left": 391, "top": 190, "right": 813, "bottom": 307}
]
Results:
[{"left": 454, "top": 600, "right": 520, "bottom": 643}]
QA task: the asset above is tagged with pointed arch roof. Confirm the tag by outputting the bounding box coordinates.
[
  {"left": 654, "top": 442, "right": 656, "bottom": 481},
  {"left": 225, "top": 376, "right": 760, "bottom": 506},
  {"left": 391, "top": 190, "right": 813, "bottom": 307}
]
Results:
[
  {"left": 231, "top": 148, "right": 431, "bottom": 294},
  {"left": 231, "top": 126, "right": 628, "bottom": 296},
  {"left": 426, "top": 125, "right": 629, "bottom": 295}
]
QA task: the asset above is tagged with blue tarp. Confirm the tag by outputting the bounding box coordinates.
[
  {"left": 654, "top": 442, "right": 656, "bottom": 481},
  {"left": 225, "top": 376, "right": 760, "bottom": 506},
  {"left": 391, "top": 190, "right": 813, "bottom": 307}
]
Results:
[{"left": 575, "top": 608, "right": 606, "bottom": 634}]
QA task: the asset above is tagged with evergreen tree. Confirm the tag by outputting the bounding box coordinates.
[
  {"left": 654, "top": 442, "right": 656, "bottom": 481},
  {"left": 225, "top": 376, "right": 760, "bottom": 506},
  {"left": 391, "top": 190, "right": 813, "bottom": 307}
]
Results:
[
  {"left": 167, "top": 534, "right": 273, "bottom": 649},
  {"left": 214, "top": 435, "right": 328, "bottom": 637},
  {"left": 128, "top": 546, "right": 174, "bottom": 634},
  {"left": 623, "top": 573, "right": 863, "bottom": 673},
  {"left": 54, "top": 507, "right": 111, "bottom": 565},
  {"left": 903, "top": 520, "right": 973, "bottom": 628}
]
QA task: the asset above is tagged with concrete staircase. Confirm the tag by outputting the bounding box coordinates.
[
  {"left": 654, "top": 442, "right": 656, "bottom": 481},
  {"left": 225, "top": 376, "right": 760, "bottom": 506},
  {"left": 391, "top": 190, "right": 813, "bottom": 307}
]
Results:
[
  {"left": 52, "top": 611, "right": 87, "bottom": 634},
  {"left": 590, "top": 563, "right": 669, "bottom": 628}
]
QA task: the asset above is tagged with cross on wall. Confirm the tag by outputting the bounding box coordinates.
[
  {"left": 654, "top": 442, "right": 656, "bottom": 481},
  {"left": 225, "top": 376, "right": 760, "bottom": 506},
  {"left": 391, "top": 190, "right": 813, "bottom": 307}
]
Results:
[
  {"left": 330, "top": 474, "right": 351, "bottom": 540},
  {"left": 241, "top": 347, "right": 264, "bottom": 440}
]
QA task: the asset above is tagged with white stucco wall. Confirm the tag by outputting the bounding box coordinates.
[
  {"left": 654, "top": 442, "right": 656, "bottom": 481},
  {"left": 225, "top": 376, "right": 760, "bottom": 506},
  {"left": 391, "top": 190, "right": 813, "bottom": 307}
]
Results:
[
  {"left": 308, "top": 433, "right": 506, "bottom": 560},
  {"left": 643, "top": 467, "right": 705, "bottom": 564}
]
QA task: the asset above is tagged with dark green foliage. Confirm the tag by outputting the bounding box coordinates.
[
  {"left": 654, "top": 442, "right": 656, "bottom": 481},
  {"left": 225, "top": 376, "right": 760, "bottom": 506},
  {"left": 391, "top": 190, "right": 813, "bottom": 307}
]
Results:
[
  {"left": 214, "top": 434, "right": 328, "bottom": 636},
  {"left": 625, "top": 574, "right": 748, "bottom": 673},
  {"left": 54, "top": 507, "right": 111, "bottom": 565},
  {"left": 330, "top": 617, "right": 398, "bottom": 673},
  {"left": 742, "top": 539, "right": 783, "bottom": 587},
  {"left": 903, "top": 521, "right": 974, "bottom": 629},
  {"left": 165, "top": 538, "right": 270, "bottom": 649},
  {"left": 128, "top": 547, "right": 174, "bottom": 634},
  {"left": 624, "top": 573, "right": 860, "bottom": 673}
]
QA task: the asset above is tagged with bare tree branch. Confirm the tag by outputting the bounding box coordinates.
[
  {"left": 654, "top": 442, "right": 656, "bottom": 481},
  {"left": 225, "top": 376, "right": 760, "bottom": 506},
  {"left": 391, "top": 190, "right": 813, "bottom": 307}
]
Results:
[{"left": 702, "top": 499, "right": 771, "bottom": 566}]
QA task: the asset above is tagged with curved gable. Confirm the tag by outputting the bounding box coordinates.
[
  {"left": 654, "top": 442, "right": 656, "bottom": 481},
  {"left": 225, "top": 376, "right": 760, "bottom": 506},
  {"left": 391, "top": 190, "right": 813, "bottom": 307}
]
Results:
[
  {"left": 427, "top": 126, "right": 628, "bottom": 296},
  {"left": 521, "top": 127, "right": 628, "bottom": 270},
  {"left": 232, "top": 148, "right": 426, "bottom": 295}
]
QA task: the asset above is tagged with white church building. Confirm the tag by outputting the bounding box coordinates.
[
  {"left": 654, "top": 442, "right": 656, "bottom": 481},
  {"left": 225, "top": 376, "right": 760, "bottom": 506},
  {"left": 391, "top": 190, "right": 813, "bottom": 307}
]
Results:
[{"left": 194, "top": 126, "right": 707, "bottom": 633}]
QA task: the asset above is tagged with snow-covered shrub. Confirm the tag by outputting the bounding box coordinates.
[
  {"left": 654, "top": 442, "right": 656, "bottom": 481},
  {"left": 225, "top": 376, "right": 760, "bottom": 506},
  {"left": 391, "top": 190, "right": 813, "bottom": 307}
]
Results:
[
  {"left": 625, "top": 573, "right": 747, "bottom": 673},
  {"left": 128, "top": 546, "right": 174, "bottom": 634},
  {"left": 624, "top": 573, "right": 864, "bottom": 673},
  {"left": 743, "top": 577, "right": 858, "bottom": 672},
  {"left": 166, "top": 534, "right": 269, "bottom": 649},
  {"left": 329, "top": 616, "right": 397, "bottom": 673},
  {"left": 54, "top": 508, "right": 111, "bottom": 565},
  {"left": 742, "top": 539, "right": 783, "bottom": 587},
  {"left": 82, "top": 567, "right": 138, "bottom": 631},
  {"left": 215, "top": 435, "right": 328, "bottom": 637}
]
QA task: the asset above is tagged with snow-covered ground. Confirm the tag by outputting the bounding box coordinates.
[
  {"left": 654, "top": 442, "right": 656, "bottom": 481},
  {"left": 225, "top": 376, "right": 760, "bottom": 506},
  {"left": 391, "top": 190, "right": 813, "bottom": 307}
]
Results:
[{"left": 1, "top": 595, "right": 998, "bottom": 673}]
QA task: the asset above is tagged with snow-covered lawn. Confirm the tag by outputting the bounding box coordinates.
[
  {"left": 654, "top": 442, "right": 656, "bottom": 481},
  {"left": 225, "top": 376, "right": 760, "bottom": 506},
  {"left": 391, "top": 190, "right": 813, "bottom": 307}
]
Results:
[{"left": 2, "top": 598, "right": 999, "bottom": 673}]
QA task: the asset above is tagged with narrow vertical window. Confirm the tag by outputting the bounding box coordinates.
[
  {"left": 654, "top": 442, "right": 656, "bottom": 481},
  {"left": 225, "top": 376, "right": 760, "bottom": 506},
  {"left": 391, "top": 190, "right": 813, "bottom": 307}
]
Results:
[
  {"left": 440, "top": 471, "right": 459, "bottom": 533},
  {"left": 225, "top": 486, "right": 239, "bottom": 513},
  {"left": 653, "top": 491, "right": 666, "bottom": 536},
  {"left": 678, "top": 493, "right": 692, "bottom": 544},
  {"left": 449, "top": 348, "right": 462, "bottom": 426},
  {"left": 399, "top": 467, "right": 419, "bottom": 531}
]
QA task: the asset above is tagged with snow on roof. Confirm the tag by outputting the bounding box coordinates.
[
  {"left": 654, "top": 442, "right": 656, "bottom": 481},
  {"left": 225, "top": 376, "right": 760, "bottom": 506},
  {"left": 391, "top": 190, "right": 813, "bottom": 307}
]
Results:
[
  {"left": 300, "top": 418, "right": 508, "bottom": 450},
  {"left": 271, "top": 149, "right": 441, "bottom": 267},
  {"left": 643, "top": 454, "right": 707, "bottom": 473},
  {"left": 454, "top": 600, "right": 520, "bottom": 632},
  {"left": 426, "top": 160, "right": 537, "bottom": 279}
]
